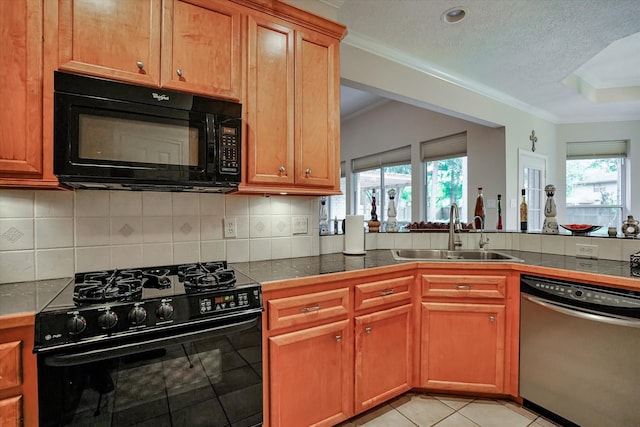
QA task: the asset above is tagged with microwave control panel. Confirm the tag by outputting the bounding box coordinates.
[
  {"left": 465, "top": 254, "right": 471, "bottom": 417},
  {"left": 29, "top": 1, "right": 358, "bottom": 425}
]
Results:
[{"left": 219, "top": 126, "right": 240, "bottom": 175}]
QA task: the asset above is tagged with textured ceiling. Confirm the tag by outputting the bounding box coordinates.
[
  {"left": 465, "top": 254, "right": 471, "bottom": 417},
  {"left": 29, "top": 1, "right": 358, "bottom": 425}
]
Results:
[{"left": 337, "top": 0, "right": 640, "bottom": 123}]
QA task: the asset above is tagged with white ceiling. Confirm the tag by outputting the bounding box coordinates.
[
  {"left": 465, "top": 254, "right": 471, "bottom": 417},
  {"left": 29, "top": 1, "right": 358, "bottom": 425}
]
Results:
[{"left": 336, "top": 0, "right": 640, "bottom": 124}]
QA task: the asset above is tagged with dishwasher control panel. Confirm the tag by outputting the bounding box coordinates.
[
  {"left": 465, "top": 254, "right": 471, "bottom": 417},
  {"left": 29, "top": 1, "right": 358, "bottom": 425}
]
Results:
[{"left": 521, "top": 275, "right": 640, "bottom": 310}]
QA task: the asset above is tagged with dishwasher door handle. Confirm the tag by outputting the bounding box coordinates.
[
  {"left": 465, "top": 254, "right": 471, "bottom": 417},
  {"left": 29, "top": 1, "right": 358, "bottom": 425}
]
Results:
[{"left": 522, "top": 294, "right": 640, "bottom": 329}]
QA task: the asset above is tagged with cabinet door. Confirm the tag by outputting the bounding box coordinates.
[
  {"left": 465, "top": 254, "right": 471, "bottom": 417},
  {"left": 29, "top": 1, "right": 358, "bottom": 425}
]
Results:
[
  {"left": 294, "top": 29, "right": 340, "bottom": 189},
  {"left": 421, "top": 302, "right": 505, "bottom": 393},
  {"left": 268, "top": 320, "right": 352, "bottom": 427},
  {"left": 161, "top": 0, "right": 242, "bottom": 99},
  {"left": 0, "top": 0, "right": 43, "bottom": 178},
  {"left": 0, "top": 396, "right": 22, "bottom": 427},
  {"left": 355, "top": 304, "right": 412, "bottom": 412},
  {"left": 245, "top": 14, "right": 295, "bottom": 186},
  {"left": 57, "top": 0, "right": 161, "bottom": 86}
]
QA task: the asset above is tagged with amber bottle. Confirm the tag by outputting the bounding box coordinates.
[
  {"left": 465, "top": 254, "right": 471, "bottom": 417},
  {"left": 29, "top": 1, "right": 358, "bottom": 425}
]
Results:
[{"left": 474, "top": 187, "right": 485, "bottom": 229}]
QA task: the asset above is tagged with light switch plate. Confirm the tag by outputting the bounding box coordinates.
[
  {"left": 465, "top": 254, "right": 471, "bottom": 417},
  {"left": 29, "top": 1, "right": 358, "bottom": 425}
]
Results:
[
  {"left": 576, "top": 243, "right": 598, "bottom": 259},
  {"left": 292, "top": 216, "right": 308, "bottom": 234}
]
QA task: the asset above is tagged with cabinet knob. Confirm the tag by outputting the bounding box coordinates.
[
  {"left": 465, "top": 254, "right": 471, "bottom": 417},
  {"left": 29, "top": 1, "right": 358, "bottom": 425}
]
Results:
[
  {"left": 305, "top": 168, "right": 311, "bottom": 175},
  {"left": 136, "top": 61, "right": 144, "bottom": 70},
  {"left": 365, "top": 327, "right": 372, "bottom": 334},
  {"left": 176, "top": 68, "right": 184, "bottom": 77},
  {"left": 279, "top": 166, "right": 286, "bottom": 173},
  {"left": 335, "top": 335, "right": 342, "bottom": 342},
  {"left": 489, "top": 315, "right": 495, "bottom": 323}
]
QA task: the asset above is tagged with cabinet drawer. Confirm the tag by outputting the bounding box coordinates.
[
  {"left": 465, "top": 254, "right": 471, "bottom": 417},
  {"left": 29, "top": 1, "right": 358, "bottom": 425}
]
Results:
[
  {"left": 422, "top": 275, "right": 506, "bottom": 299},
  {"left": 355, "top": 276, "right": 414, "bottom": 311},
  {"left": 268, "top": 288, "right": 349, "bottom": 331},
  {"left": 0, "top": 341, "right": 21, "bottom": 391}
]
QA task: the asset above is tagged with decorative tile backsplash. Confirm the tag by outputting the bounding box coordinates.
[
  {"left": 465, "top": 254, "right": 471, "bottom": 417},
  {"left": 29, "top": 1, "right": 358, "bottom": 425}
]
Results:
[
  {"left": 0, "top": 189, "right": 318, "bottom": 283},
  {"left": 1, "top": 189, "right": 640, "bottom": 284}
]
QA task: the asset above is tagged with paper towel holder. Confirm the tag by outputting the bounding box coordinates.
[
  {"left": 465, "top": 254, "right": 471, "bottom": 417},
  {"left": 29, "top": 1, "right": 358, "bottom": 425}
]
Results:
[{"left": 343, "top": 215, "right": 367, "bottom": 256}]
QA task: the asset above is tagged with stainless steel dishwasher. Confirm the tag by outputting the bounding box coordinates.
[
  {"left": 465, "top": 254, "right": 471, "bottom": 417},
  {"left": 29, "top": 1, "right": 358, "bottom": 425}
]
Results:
[{"left": 520, "top": 275, "right": 640, "bottom": 427}]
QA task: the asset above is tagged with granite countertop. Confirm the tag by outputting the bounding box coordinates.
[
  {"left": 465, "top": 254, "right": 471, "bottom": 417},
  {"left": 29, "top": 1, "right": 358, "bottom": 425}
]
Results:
[
  {"left": 230, "top": 249, "right": 639, "bottom": 288},
  {"left": 1, "top": 250, "right": 637, "bottom": 318}
]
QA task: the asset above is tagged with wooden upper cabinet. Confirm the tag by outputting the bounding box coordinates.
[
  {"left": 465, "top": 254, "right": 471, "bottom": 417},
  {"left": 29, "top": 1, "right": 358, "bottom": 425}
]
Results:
[
  {"left": 242, "top": 13, "right": 342, "bottom": 194},
  {"left": 294, "top": 29, "right": 340, "bottom": 189},
  {"left": 0, "top": 0, "right": 44, "bottom": 180},
  {"left": 245, "top": 14, "right": 295, "bottom": 186},
  {"left": 161, "top": 0, "right": 242, "bottom": 99},
  {"left": 57, "top": 0, "right": 161, "bottom": 86}
]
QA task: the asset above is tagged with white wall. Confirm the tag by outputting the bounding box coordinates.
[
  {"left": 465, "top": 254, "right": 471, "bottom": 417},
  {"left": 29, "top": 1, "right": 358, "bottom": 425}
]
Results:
[
  {"left": 341, "top": 101, "right": 506, "bottom": 228},
  {"left": 339, "top": 43, "right": 558, "bottom": 230}
]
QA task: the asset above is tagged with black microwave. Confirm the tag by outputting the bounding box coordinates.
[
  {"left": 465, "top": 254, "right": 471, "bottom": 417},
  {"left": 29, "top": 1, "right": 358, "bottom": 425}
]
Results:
[{"left": 54, "top": 71, "right": 242, "bottom": 192}]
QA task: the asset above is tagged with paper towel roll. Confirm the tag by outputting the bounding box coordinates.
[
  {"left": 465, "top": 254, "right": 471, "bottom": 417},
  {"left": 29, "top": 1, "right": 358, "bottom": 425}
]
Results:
[{"left": 343, "top": 215, "right": 366, "bottom": 255}]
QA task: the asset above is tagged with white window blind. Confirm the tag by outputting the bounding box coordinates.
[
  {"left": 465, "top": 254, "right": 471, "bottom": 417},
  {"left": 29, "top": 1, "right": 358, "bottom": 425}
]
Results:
[
  {"left": 351, "top": 145, "right": 411, "bottom": 173},
  {"left": 421, "top": 132, "right": 467, "bottom": 161},
  {"left": 566, "top": 140, "right": 628, "bottom": 159}
]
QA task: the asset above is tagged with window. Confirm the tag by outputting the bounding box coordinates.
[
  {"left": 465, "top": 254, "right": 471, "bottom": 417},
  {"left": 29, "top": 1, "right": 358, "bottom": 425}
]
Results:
[
  {"left": 352, "top": 147, "right": 412, "bottom": 230},
  {"left": 566, "top": 140, "right": 627, "bottom": 235},
  {"left": 422, "top": 133, "right": 468, "bottom": 223}
]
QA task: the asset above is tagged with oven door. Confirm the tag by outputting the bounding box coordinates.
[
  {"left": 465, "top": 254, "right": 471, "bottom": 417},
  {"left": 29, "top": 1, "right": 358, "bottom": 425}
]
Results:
[{"left": 37, "top": 315, "right": 263, "bottom": 427}]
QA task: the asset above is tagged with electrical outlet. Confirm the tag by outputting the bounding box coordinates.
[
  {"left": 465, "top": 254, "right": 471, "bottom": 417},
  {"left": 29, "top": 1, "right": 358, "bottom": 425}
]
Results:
[
  {"left": 576, "top": 243, "right": 598, "bottom": 259},
  {"left": 292, "top": 216, "right": 308, "bottom": 235},
  {"left": 224, "top": 217, "right": 237, "bottom": 238}
]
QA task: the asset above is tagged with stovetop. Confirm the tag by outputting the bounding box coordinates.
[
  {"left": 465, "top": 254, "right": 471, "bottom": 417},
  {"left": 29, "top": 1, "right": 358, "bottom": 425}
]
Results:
[{"left": 35, "top": 262, "right": 262, "bottom": 351}]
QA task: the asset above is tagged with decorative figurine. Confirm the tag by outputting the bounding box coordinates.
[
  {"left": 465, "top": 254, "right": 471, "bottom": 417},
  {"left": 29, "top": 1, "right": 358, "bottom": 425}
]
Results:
[
  {"left": 622, "top": 215, "right": 639, "bottom": 238},
  {"left": 319, "top": 196, "right": 329, "bottom": 235},
  {"left": 386, "top": 189, "right": 398, "bottom": 232},
  {"left": 367, "top": 188, "right": 381, "bottom": 232},
  {"left": 496, "top": 194, "right": 503, "bottom": 230},
  {"left": 542, "top": 184, "right": 559, "bottom": 234}
]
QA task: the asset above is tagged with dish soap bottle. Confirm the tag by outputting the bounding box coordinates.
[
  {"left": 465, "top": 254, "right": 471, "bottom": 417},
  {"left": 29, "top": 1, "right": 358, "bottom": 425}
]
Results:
[
  {"left": 520, "top": 189, "right": 528, "bottom": 232},
  {"left": 474, "top": 187, "right": 485, "bottom": 230}
]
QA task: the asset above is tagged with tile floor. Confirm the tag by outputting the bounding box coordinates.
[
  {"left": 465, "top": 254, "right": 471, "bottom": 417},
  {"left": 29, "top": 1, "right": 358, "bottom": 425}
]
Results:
[{"left": 337, "top": 392, "right": 560, "bottom": 427}]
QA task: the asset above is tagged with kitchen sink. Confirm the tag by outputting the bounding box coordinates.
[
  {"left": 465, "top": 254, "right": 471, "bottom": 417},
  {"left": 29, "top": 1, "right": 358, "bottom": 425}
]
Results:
[{"left": 391, "top": 249, "right": 524, "bottom": 262}]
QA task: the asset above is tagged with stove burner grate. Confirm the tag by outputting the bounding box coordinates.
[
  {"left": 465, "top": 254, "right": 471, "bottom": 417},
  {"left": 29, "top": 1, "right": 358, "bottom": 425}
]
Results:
[
  {"left": 73, "top": 269, "right": 143, "bottom": 304},
  {"left": 179, "top": 262, "right": 237, "bottom": 291}
]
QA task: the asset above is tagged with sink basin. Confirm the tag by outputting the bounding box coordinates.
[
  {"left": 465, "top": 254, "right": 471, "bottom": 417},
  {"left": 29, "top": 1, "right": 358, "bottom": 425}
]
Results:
[{"left": 391, "top": 249, "right": 524, "bottom": 262}]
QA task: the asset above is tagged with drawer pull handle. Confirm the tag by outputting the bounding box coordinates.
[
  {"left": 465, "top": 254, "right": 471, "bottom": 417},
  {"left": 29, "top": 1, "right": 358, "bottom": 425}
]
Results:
[
  {"left": 379, "top": 289, "right": 394, "bottom": 296},
  {"left": 335, "top": 335, "right": 342, "bottom": 342},
  {"left": 455, "top": 285, "right": 473, "bottom": 290},
  {"left": 300, "top": 304, "right": 321, "bottom": 313},
  {"left": 365, "top": 327, "right": 372, "bottom": 334}
]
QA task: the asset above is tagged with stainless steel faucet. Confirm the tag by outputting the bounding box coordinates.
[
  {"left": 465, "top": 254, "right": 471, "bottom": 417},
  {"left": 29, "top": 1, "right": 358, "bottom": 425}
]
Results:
[
  {"left": 448, "top": 204, "right": 463, "bottom": 250},
  {"left": 472, "top": 215, "right": 490, "bottom": 249}
]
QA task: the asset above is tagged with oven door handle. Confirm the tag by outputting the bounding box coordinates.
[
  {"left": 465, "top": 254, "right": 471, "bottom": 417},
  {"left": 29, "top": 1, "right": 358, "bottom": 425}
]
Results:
[
  {"left": 522, "top": 294, "right": 640, "bottom": 329},
  {"left": 43, "top": 315, "right": 260, "bottom": 367}
]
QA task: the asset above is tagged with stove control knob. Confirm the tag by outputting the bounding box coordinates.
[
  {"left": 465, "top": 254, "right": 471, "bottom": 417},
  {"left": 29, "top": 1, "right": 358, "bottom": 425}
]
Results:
[
  {"left": 156, "top": 302, "right": 174, "bottom": 321},
  {"left": 128, "top": 305, "right": 147, "bottom": 326},
  {"left": 66, "top": 314, "right": 87, "bottom": 335},
  {"left": 97, "top": 309, "right": 119, "bottom": 330}
]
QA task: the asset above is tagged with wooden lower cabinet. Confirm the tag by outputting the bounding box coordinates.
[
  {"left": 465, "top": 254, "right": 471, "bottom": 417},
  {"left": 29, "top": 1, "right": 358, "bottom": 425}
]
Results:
[
  {"left": 0, "top": 314, "right": 37, "bottom": 427},
  {"left": 355, "top": 304, "right": 412, "bottom": 412},
  {"left": 420, "top": 302, "right": 506, "bottom": 393},
  {"left": 268, "top": 319, "right": 353, "bottom": 427}
]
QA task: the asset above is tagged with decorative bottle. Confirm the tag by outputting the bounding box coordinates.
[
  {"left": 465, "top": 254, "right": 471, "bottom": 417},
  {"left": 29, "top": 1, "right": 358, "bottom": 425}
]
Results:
[
  {"left": 386, "top": 189, "right": 398, "bottom": 232},
  {"left": 319, "top": 196, "right": 329, "bottom": 235},
  {"left": 520, "top": 189, "right": 528, "bottom": 232},
  {"left": 474, "top": 187, "right": 485, "bottom": 230},
  {"left": 496, "top": 194, "right": 503, "bottom": 230},
  {"left": 367, "top": 188, "right": 381, "bottom": 232},
  {"left": 542, "top": 184, "right": 558, "bottom": 234}
]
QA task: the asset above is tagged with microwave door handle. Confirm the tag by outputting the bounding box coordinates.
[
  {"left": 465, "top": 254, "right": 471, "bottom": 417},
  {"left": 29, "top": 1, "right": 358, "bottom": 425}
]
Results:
[{"left": 43, "top": 315, "right": 259, "bottom": 367}]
